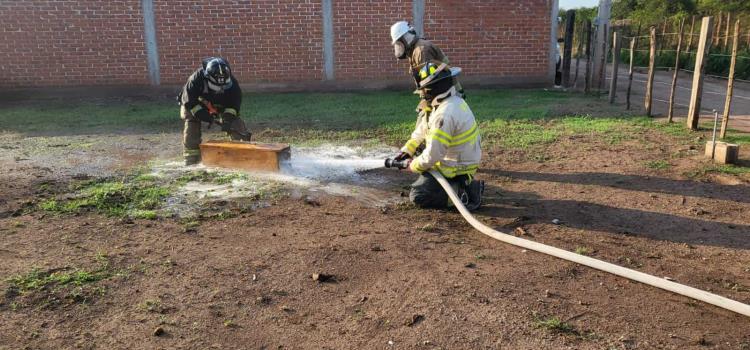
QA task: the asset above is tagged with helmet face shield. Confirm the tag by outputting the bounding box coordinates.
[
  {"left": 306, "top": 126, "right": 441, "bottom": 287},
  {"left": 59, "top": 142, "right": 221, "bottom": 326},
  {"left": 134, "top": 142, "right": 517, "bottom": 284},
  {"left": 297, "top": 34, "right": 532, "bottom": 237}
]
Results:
[{"left": 394, "top": 41, "right": 407, "bottom": 59}]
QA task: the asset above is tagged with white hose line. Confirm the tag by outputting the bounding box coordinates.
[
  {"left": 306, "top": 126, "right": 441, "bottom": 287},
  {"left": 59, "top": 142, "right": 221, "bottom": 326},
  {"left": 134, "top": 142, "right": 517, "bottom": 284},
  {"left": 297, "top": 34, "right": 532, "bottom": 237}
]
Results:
[{"left": 429, "top": 170, "right": 750, "bottom": 318}]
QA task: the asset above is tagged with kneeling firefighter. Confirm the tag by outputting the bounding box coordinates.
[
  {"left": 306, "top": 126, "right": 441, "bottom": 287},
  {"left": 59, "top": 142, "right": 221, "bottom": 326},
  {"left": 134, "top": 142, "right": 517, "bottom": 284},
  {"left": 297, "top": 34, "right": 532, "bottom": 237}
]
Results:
[
  {"left": 178, "top": 57, "right": 251, "bottom": 165},
  {"left": 387, "top": 62, "right": 484, "bottom": 211}
]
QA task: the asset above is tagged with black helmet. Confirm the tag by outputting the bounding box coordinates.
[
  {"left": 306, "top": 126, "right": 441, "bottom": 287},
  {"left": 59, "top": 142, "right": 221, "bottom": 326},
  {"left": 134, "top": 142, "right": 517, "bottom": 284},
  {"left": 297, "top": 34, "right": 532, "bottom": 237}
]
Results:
[
  {"left": 416, "top": 62, "right": 461, "bottom": 88},
  {"left": 203, "top": 57, "right": 233, "bottom": 89}
]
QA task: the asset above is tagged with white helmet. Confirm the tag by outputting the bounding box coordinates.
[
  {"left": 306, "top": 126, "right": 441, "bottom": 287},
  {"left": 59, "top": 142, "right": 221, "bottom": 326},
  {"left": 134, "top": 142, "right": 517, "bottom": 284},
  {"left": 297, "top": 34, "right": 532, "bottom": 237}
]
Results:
[{"left": 390, "top": 21, "right": 413, "bottom": 45}]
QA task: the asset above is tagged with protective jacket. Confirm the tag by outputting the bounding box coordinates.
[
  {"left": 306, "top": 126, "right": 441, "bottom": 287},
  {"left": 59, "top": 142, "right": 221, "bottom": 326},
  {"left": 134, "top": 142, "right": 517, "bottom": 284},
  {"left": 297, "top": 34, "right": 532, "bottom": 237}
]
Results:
[
  {"left": 179, "top": 69, "right": 242, "bottom": 118},
  {"left": 409, "top": 87, "right": 481, "bottom": 178},
  {"left": 408, "top": 39, "right": 449, "bottom": 82}
]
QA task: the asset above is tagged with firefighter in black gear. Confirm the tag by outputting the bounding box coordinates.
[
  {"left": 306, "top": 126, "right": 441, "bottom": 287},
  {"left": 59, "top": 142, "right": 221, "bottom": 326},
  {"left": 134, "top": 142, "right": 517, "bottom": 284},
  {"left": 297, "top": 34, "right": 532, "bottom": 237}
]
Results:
[{"left": 178, "top": 57, "right": 251, "bottom": 165}]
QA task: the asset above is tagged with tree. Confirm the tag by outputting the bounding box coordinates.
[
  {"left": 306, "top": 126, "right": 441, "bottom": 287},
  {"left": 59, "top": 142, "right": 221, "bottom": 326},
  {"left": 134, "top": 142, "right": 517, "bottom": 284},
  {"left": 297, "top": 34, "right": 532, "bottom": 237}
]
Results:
[
  {"left": 624, "top": 0, "right": 695, "bottom": 25},
  {"left": 697, "top": 0, "right": 750, "bottom": 13}
]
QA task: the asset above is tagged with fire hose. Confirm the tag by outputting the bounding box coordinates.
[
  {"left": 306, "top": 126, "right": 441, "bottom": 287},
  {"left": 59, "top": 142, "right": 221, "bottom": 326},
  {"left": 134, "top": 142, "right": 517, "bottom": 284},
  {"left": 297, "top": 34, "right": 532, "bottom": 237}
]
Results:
[
  {"left": 384, "top": 158, "right": 750, "bottom": 317},
  {"left": 431, "top": 170, "right": 750, "bottom": 317}
]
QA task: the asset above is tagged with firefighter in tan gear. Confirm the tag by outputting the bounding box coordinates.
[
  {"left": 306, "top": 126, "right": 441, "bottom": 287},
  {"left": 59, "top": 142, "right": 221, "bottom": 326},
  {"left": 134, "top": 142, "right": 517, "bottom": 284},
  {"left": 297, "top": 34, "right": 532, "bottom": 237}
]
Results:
[
  {"left": 178, "top": 57, "right": 251, "bottom": 165},
  {"left": 390, "top": 21, "right": 462, "bottom": 163},
  {"left": 398, "top": 62, "right": 483, "bottom": 211},
  {"left": 390, "top": 21, "right": 450, "bottom": 88}
]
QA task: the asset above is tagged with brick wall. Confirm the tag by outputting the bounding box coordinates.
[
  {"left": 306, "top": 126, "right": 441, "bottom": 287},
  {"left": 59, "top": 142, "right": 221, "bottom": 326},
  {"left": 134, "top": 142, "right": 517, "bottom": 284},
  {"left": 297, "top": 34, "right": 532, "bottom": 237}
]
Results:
[
  {"left": 155, "top": 0, "right": 323, "bottom": 84},
  {"left": 0, "top": 1, "right": 149, "bottom": 87},
  {"left": 424, "top": 0, "right": 550, "bottom": 78},
  {"left": 0, "top": 0, "right": 552, "bottom": 88}
]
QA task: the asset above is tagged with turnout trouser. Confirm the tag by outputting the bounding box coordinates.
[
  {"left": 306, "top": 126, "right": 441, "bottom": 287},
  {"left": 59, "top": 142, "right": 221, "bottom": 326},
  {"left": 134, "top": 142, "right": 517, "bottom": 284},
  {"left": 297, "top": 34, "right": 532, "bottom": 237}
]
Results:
[
  {"left": 409, "top": 172, "right": 483, "bottom": 211},
  {"left": 180, "top": 106, "right": 251, "bottom": 163}
]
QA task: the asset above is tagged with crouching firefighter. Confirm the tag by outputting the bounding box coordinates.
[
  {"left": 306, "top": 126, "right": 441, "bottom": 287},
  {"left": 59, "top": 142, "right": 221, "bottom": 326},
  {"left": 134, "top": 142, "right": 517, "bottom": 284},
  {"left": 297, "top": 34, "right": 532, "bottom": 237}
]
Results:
[
  {"left": 178, "top": 57, "right": 251, "bottom": 165},
  {"left": 388, "top": 62, "right": 484, "bottom": 211}
]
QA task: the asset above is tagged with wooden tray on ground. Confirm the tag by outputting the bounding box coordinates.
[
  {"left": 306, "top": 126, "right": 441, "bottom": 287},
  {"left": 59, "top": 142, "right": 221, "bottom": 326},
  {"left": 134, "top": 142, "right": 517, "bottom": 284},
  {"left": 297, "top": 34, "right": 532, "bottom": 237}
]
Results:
[{"left": 199, "top": 141, "right": 291, "bottom": 172}]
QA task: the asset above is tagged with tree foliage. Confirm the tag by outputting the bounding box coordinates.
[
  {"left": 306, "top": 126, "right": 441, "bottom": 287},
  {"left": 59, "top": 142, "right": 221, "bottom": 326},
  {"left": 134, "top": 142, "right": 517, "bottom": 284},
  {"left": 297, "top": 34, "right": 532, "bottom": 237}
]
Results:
[{"left": 610, "top": 0, "right": 749, "bottom": 24}]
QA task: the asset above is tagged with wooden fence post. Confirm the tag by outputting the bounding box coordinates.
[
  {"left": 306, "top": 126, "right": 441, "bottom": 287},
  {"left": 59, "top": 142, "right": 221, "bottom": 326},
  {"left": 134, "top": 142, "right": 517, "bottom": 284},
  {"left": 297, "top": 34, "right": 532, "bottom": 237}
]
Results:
[
  {"left": 586, "top": 25, "right": 592, "bottom": 92},
  {"left": 598, "top": 23, "right": 609, "bottom": 91},
  {"left": 687, "top": 16, "right": 695, "bottom": 53},
  {"left": 574, "top": 23, "right": 583, "bottom": 88},
  {"left": 714, "top": 12, "right": 722, "bottom": 46},
  {"left": 626, "top": 37, "right": 636, "bottom": 110},
  {"left": 658, "top": 20, "right": 667, "bottom": 52},
  {"left": 667, "top": 18, "right": 685, "bottom": 122},
  {"left": 724, "top": 13, "right": 731, "bottom": 51},
  {"left": 609, "top": 31, "right": 621, "bottom": 104},
  {"left": 562, "top": 10, "right": 575, "bottom": 87},
  {"left": 720, "top": 20, "right": 740, "bottom": 138},
  {"left": 645, "top": 26, "right": 656, "bottom": 117},
  {"left": 687, "top": 16, "right": 715, "bottom": 130}
]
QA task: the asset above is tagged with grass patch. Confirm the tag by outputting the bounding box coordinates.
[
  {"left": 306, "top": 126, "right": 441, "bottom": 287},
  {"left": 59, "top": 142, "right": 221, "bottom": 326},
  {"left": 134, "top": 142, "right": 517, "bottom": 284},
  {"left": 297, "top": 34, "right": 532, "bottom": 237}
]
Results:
[
  {"left": 707, "top": 165, "right": 750, "bottom": 175},
  {"left": 8, "top": 268, "right": 110, "bottom": 292},
  {"left": 687, "top": 164, "right": 750, "bottom": 178},
  {"left": 534, "top": 316, "right": 576, "bottom": 333},
  {"left": 176, "top": 170, "right": 248, "bottom": 186},
  {"left": 39, "top": 175, "right": 171, "bottom": 218},
  {"left": 0, "top": 89, "right": 572, "bottom": 145},
  {"left": 645, "top": 160, "right": 671, "bottom": 170},
  {"left": 483, "top": 120, "right": 560, "bottom": 149},
  {"left": 723, "top": 133, "right": 750, "bottom": 146},
  {"left": 140, "top": 299, "right": 163, "bottom": 313},
  {"left": 574, "top": 247, "right": 591, "bottom": 256},
  {"left": 4, "top": 254, "right": 120, "bottom": 308}
]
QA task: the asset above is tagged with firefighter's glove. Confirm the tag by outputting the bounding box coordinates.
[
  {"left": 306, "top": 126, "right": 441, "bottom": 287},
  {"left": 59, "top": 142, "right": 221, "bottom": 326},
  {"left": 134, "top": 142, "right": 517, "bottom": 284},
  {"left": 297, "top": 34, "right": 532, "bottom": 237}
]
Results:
[
  {"left": 394, "top": 152, "right": 411, "bottom": 162},
  {"left": 194, "top": 108, "right": 215, "bottom": 124},
  {"left": 218, "top": 112, "right": 235, "bottom": 132}
]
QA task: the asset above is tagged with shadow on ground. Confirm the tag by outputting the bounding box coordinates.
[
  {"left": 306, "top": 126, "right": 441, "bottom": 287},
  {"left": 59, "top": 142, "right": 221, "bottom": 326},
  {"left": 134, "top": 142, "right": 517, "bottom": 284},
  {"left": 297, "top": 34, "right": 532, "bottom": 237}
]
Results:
[{"left": 494, "top": 170, "right": 750, "bottom": 204}]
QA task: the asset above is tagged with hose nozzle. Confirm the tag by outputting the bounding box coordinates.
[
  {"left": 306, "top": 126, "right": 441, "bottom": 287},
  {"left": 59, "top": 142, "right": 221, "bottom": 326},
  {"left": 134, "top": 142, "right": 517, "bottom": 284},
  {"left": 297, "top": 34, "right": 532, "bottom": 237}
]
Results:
[{"left": 384, "top": 158, "right": 409, "bottom": 169}]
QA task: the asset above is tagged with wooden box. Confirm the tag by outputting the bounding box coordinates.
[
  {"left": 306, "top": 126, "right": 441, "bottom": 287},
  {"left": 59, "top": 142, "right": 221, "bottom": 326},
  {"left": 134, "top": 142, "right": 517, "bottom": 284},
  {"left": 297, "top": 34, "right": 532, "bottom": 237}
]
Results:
[
  {"left": 705, "top": 141, "right": 739, "bottom": 165},
  {"left": 199, "top": 141, "right": 291, "bottom": 172}
]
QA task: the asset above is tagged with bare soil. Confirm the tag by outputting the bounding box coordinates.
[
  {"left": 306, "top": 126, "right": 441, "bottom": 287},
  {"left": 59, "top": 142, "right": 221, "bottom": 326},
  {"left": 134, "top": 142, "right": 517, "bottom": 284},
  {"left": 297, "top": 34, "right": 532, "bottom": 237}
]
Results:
[{"left": 1, "top": 103, "right": 750, "bottom": 349}]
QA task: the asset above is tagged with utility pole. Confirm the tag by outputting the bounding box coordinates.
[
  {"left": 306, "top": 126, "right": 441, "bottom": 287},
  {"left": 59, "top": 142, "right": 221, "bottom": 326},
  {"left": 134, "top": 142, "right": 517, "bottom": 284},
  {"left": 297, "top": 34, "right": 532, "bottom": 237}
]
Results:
[{"left": 591, "top": 0, "right": 612, "bottom": 90}]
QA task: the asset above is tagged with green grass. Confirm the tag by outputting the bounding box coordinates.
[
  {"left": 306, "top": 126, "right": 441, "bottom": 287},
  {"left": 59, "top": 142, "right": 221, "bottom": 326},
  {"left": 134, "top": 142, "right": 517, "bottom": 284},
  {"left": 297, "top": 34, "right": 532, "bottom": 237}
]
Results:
[
  {"left": 723, "top": 133, "right": 750, "bottom": 146},
  {"left": 39, "top": 175, "right": 171, "bottom": 218},
  {"left": 1, "top": 89, "right": 708, "bottom": 152},
  {"left": 175, "top": 170, "right": 248, "bottom": 185},
  {"left": 574, "top": 246, "right": 591, "bottom": 256},
  {"left": 7, "top": 253, "right": 114, "bottom": 293},
  {"left": 645, "top": 160, "right": 671, "bottom": 170},
  {"left": 8, "top": 268, "right": 110, "bottom": 292},
  {"left": 706, "top": 165, "right": 750, "bottom": 175},
  {"left": 4, "top": 254, "right": 128, "bottom": 308},
  {"left": 534, "top": 316, "right": 576, "bottom": 333},
  {"left": 0, "top": 89, "right": 571, "bottom": 140}
]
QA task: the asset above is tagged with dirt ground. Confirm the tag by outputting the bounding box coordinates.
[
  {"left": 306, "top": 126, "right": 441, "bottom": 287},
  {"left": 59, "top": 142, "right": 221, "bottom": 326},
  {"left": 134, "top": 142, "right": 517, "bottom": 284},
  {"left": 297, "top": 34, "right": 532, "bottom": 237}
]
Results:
[{"left": 1, "top": 94, "right": 750, "bottom": 349}]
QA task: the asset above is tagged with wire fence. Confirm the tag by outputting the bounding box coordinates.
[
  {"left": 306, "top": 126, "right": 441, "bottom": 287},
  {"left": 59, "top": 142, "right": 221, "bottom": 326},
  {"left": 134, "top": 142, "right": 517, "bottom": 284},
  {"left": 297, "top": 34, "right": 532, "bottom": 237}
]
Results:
[{"left": 563, "top": 13, "right": 750, "bottom": 132}]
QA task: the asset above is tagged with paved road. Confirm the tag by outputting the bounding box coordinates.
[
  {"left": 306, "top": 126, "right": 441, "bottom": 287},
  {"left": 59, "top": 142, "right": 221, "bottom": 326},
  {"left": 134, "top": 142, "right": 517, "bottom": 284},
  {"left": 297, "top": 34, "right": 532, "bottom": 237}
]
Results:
[{"left": 572, "top": 59, "right": 750, "bottom": 132}]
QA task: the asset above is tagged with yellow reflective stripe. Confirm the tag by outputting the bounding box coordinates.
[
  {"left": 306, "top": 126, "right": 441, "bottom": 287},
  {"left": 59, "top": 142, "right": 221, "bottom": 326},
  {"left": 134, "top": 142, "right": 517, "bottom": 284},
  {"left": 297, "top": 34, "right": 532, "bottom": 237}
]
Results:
[
  {"left": 428, "top": 133, "right": 451, "bottom": 146},
  {"left": 410, "top": 159, "right": 427, "bottom": 173},
  {"left": 224, "top": 108, "right": 238, "bottom": 116},
  {"left": 452, "top": 122, "right": 477, "bottom": 141},
  {"left": 450, "top": 128, "right": 479, "bottom": 146},
  {"left": 404, "top": 139, "right": 420, "bottom": 153},
  {"left": 183, "top": 149, "right": 201, "bottom": 156},
  {"left": 190, "top": 104, "right": 203, "bottom": 115},
  {"left": 432, "top": 128, "right": 453, "bottom": 141},
  {"left": 435, "top": 163, "right": 478, "bottom": 178}
]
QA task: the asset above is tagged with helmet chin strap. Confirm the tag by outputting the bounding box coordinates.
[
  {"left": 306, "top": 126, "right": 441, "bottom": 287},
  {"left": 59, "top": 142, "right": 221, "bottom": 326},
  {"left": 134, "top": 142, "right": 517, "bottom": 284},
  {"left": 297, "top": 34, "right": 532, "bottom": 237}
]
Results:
[{"left": 207, "top": 80, "right": 225, "bottom": 93}]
